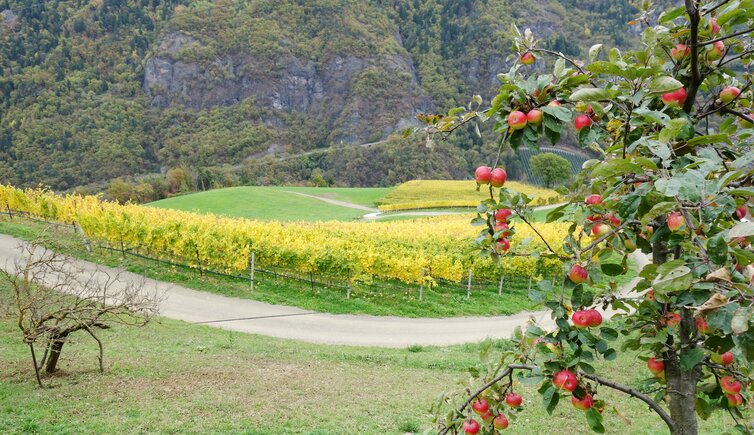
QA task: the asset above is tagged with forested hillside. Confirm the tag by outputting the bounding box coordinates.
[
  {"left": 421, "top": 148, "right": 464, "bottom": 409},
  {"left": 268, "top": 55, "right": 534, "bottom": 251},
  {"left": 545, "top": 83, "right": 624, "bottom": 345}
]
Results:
[{"left": 0, "top": 0, "right": 643, "bottom": 192}]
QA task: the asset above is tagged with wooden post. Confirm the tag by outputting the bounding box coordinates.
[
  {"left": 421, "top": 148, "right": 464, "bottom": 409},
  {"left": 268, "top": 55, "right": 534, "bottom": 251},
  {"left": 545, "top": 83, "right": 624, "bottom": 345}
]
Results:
[
  {"left": 419, "top": 267, "right": 425, "bottom": 301},
  {"left": 466, "top": 269, "right": 473, "bottom": 300},
  {"left": 74, "top": 222, "right": 92, "bottom": 253},
  {"left": 249, "top": 251, "right": 255, "bottom": 291},
  {"left": 346, "top": 269, "right": 351, "bottom": 299},
  {"left": 6, "top": 205, "right": 12, "bottom": 220},
  {"left": 498, "top": 275, "right": 505, "bottom": 296}
]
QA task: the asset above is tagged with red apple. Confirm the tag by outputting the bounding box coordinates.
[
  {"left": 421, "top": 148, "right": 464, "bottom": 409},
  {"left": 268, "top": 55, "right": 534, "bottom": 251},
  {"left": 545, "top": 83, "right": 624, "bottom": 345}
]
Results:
[
  {"left": 472, "top": 398, "right": 489, "bottom": 415},
  {"left": 721, "top": 376, "right": 742, "bottom": 394},
  {"left": 490, "top": 168, "right": 507, "bottom": 187},
  {"left": 695, "top": 317, "right": 709, "bottom": 334},
  {"left": 586, "top": 309, "right": 602, "bottom": 327},
  {"left": 720, "top": 86, "right": 741, "bottom": 104},
  {"left": 585, "top": 194, "right": 602, "bottom": 205},
  {"left": 605, "top": 213, "right": 621, "bottom": 226},
  {"left": 462, "top": 419, "right": 480, "bottom": 435},
  {"left": 591, "top": 222, "right": 611, "bottom": 237},
  {"left": 475, "top": 166, "right": 492, "bottom": 185},
  {"left": 671, "top": 44, "right": 690, "bottom": 62},
  {"left": 553, "top": 369, "right": 578, "bottom": 392},
  {"left": 547, "top": 100, "right": 562, "bottom": 107},
  {"left": 586, "top": 214, "right": 602, "bottom": 222},
  {"left": 727, "top": 393, "right": 744, "bottom": 408},
  {"left": 569, "top": 264, "right": 589, "bottom": 284},
  {"left": 645, "top": 289, "right": 655, "bottom": 302},
  {"left": 520, "top": 51, "right": 536, "bottom": 65},
  {"left": 505, "top": 392, "right": 523, "bottom": 408},
  {"left": 708, "top": 41, "right": 725, "bottom": 61},
  {"left": 721, "top": 351, "right": 734, "bottom": 366},
  {"left": 709, "top": 17, "right": 721, "bottom": 34},
  {"left": 494, "top": 223, "right": 511, "bottom": 238},
  {"left": 493, "top": 414, "right": 509, "bottom": 430},
  {"left": 667, "top": 212, "right": 685, "bottom": 231},
  {"left": 574, "top": 113, "right": 592, "bottom": 131},
  {"left": 647, "top": 357, "right": 665, "bottom": 376},
  {"left": 661, "top": 87, "right": 687, "bottom": 107},
  {"left": 572, "top": 310, "right": 592, "bottom": 328},
  {"left": 735, "top": 205, "right": 748, "bottom": 220},
  {"left": 480, "top": 410, "right": 494, "bottom": 423},
  {"left": 663, "top": 312, "right": 681, "bottom": 327},
  {"left": 571, "top": 393, "right": 594, "bottom": 410},
  {"left": 495, "top": 208, "right": 513, "bottom": 222},
  {"left": 527, "top": 109, "right": 543, "bottom": 125},
  {"left": 508, "top": 111, "right": 528, "bottom": 130},
  {"left": 496, "top": 238, "right": 511, "bottom": 253}
]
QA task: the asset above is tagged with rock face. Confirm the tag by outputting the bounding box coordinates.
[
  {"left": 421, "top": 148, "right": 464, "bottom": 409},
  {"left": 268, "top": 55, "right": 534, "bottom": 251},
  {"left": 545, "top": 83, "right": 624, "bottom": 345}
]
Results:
[{"left": 144, "top": 32, "right": 432, "bottom": 145}]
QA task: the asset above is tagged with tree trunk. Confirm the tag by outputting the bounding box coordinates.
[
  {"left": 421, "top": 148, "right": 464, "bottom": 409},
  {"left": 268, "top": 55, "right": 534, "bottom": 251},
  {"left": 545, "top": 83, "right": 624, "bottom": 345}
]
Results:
[
  {"left": 664, "top": 309, "right": 701, "bottom": 435},
  {"left": 665, "top": 358, "right": 700, "bottom": 434},
  {"left": 44, "top": 338, "right": 66, "bottom": 373}
]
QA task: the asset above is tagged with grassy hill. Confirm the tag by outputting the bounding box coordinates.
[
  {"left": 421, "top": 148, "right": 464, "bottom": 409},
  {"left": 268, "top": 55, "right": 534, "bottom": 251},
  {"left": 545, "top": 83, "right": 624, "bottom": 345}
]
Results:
[
  {"left": 148, "top": 186, "right": 391, "bottom": 221},
  {"left": 377, "top": 180, "right": 561, "bottom": 211}
]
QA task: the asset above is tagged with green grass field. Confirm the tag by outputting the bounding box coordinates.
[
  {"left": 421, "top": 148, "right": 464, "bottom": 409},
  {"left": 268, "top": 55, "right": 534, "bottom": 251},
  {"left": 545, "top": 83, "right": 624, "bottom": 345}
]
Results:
[
  {"left": 0, "top": 279, "right": 741, "bottom": 434},
  {"left": 148, "top": 186, "right": 392, "bottom": 221}
]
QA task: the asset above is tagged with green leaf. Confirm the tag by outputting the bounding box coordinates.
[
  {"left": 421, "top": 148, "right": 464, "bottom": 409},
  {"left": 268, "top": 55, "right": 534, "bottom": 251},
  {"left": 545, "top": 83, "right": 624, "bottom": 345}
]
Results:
[
  {"left": 589, "top": 44, "right": 603, "bottom": 61},
  {"left": 659, "top": 6, "right": 687, "bottom": 23},
  {"left": 687, "top": 134, "right": 732, "bottom": 146},
  {"left": 732, "top": 307, "right": 752, "bottom": 334},
  {"left": 541, "top": 106, "right": 573, "bottom": 122},
  {"left": 590, "top": 159, "right": 643, "bottom": 179},
  {"left": 633, "top": 107, "right": 671, "bottom": 125},
  {"left": 601, "top": 263, "right": 625, "bottom": 276},
  {"left": 680, "top": 348, "right": 706, "bottom": 370},
  {"left": 729, "top": 187, "right": 754, "bottom": 197},
  {"left": 603, "top": 348, "right": 617, "bottom": 361},
  {"left": 659, "top": 119, "right": 690, "bottom": 142},
  {"left": 543, "top": 385, "right": 559, "bottom": 415},
  {"left": 649, "top": 76, "right": 683, "bottom": 94},
  {"left": 728, "top": 222, "right": 754, "bottom": 239},
  {"left": 586, "top": 61, "right": 623, "bottom": 76},
  {"left": 653, "top": 265, "right": 693, "bottom": 293},
  {"left": 585, "top": 408, "right": 606, "bottom": 433},
  {"left": 570, "top": 88, "right": 621, "bottom": 102},
  {"left": 707, "top": 234, "right": 729, "bottom": 266}
]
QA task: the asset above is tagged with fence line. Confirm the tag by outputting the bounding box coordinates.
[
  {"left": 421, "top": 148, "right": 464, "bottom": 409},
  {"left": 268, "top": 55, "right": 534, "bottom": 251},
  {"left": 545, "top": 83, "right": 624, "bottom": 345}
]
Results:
[{"left": 0, "top": 209, "right": 559, "bottom": 300}]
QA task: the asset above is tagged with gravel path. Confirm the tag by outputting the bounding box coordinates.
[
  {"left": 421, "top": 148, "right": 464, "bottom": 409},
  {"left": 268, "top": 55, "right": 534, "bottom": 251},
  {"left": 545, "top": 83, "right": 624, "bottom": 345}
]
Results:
[{"left": 0, "top": 233, "right": 648, "bottom": 348}]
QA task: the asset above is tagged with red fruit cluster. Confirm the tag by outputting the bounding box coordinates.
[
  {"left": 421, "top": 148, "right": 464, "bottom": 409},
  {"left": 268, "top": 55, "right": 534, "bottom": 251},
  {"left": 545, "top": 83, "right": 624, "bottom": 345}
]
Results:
[
  {"left": 474, "top": 166, "right": 507, "bottom": 188},
  {"left": 572, "top": 309, "right": 603, "bottom": 328},
  {"left": 466, "top": 394, "right": 518, "bottom": 433}
]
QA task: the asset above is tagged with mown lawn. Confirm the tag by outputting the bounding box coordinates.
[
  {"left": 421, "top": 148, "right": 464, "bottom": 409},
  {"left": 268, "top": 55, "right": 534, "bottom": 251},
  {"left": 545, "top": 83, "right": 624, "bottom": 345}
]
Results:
[
  {"left": 147, "top": 186, "right": 392, "bottom": 221},
  {"left": 0, "top": 276, "right": 742, "bottom": 434}
]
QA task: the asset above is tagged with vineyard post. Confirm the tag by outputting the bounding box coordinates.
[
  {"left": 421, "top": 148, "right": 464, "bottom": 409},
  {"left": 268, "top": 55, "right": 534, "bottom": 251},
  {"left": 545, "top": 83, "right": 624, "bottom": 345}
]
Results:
[
  {"left": 6, "top": 204, "right": 12, "bottom": 219},
  {"left": 466, "top": 269, "right": 472, "bottom": 300},
  {"left": 498, "top": 275, "right": 504, "bottom": 296},
  {"left": 419, "top": 267, "right": 425, "bottom": 301},
  {"left": 74, "top": 221, "right": 92, "bottom": 253},
  {"left": 249, "top": 251, "right": 255, "bottom": 292},
  {"left": 346, "top": 268, "right": 351, "bottom": 299}
]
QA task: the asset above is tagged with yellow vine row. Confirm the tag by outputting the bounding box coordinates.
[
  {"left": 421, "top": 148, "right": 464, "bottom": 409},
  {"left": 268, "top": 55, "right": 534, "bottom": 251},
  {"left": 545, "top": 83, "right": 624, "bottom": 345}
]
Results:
[{"left": 0, "top": 185, "right": 569, "bottom": 285}]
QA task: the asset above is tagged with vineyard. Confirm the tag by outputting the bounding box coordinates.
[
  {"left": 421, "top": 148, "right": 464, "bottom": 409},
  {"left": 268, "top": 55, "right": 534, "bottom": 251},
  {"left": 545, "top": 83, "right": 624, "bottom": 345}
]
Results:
[
  {"left": 377, "top": 180, "right": 561, "bottom": 211},
  {"left": 0, "top": 185, "right": 568, "bottom": 287}
]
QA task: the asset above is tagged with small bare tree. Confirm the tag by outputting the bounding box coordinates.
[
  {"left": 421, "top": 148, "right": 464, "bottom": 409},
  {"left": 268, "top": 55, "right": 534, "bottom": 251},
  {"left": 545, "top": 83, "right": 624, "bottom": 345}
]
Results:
[{"left": 1, "top": 239, "right": 161, "bottom": 387}]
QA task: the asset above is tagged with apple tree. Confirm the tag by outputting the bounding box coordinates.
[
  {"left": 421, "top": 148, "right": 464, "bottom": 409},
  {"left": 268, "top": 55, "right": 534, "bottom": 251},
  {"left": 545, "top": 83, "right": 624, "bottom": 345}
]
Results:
[{"left": 420, "top": 1, "right": 754, "bottom": 434}]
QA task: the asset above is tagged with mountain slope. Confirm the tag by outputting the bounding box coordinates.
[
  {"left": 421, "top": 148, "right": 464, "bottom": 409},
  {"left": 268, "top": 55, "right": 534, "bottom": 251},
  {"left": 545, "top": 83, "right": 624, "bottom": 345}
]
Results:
[{"left": 0, "top": 0, "right": 643, "bottom": 191}]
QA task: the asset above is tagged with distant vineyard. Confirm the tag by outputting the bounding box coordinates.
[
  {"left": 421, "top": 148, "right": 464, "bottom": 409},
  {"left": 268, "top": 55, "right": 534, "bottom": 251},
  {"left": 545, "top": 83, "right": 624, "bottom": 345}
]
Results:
[
  {"left": 0, "top": 186, "right": 568, "bottom": 285},
  {"left": 377, "top": 180, "right": 561, "bottom": 211},
  {"left": 518, "top": 147, "right": 591, "bottom": 186}
]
